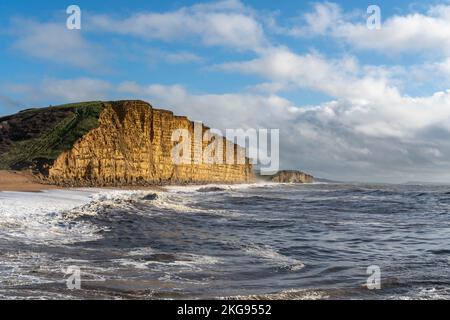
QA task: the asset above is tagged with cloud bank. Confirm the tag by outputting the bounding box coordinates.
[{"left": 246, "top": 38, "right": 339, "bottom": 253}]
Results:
[{"left": 2, "top": 1, "right": 450, "bottom": 182}]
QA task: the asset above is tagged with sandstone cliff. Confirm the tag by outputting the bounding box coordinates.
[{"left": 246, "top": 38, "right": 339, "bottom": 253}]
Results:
[
  {"left": 0, "top": 100, "right": 254, "bottom": 186},
  {"left": 270, "top": 170, "right": 314, "bottom": 183}
]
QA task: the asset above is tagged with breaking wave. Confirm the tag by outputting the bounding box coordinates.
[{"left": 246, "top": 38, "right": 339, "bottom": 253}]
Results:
[
  {"left": 0, "top": 189, "right": 106, "bottom": 245},
  {"left": 241, "top": 244, "right": 305, "bottom": 271},
  {"left": 2, "top": 182, "right": 450, "bottom": 299}
]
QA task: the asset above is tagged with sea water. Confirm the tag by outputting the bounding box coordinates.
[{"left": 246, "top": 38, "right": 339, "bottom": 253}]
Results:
[{"left": 0, "top": 183, "right": 449, "bottom": 299}]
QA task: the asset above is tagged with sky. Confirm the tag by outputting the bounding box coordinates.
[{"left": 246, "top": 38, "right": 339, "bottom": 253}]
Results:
[{"left": 1, "top": 0, "right": 450, "bottom": 183}]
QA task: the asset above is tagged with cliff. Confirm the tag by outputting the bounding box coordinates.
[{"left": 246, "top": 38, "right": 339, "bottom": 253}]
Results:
[
  {"left": 0, "top": 100, "right": 254, "bottom": 186},
  {"left": 270, "top": 170, "right": 314, "bottom": 183}
]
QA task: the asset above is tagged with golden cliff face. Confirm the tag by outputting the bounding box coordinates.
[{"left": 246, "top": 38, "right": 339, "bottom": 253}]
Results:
[{"left": 48, "top": 101, "right": 254, "bottom": 186}]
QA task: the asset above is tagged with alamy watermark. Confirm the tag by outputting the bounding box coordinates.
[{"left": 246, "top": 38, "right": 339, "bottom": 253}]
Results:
[
  {"left": 62, "top": 265, "right": 106, "bottom": 290},
  {"left": 62, "top": 265, "right": 81, "bottom": 290},
  {"left": 366, "top": 265, "right": 381, "bottom": 290},
  {"left": 66, "top": 4, "right": 382, "bottom": 31},
  {"left": 66, "top": 5, "right": 81, "bottom": 30},
  {"left": 171, "top": 122, "right": 279, "bottom": 175},
  {"left": 367, "top": 5, "right": 381, "bottom": 30}
]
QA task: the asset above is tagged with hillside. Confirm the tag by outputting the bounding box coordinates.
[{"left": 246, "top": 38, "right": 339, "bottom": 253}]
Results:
[
  {"left": 0, "top": 100, "right": 254, "bottom": 186},
  {"left": 0, "top": 101, "right": 103, "bottom": 173}
]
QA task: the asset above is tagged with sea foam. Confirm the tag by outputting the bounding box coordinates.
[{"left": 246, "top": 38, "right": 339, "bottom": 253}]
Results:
[{"left": 0, "top": 189, "right": 109, "bottom": 244}]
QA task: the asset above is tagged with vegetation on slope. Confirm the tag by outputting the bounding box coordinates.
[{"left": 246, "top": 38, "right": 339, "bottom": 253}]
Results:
[{"left": 0, "top": 101, "right": 104, "bottom": 172}]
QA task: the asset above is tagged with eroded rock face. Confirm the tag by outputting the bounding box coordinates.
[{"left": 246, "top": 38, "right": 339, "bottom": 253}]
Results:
[
  {"left": 48, "top": 101, "right": 254, "bottom": 186},
  {"left": 271, "top": 170, "right": 314, "bottom": 184}
]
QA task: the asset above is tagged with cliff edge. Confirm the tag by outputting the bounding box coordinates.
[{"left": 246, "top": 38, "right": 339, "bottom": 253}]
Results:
[
  {"left": 270, "top": 170, "right": 314, "bottom": 183},
  {"left": 0, "top": 100, "right": 254, "bottom": 186}
]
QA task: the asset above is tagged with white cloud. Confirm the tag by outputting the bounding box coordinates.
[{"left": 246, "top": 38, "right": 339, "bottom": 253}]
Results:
[
  {"left": 4, "top": 1, "right": 450, "bottom": 182},
  {"left": 286, "top": 2, "right": 450, "bottom": 56},
  {"left": 11, "top": 19, "right": 103, "bottom": 69},
  {"left": 117, "top": 81, "right": 295, "bottom": 129},
  {"left": 288, "top": 2, "right": 344, "bottom": 37},
  {"left": 216, "top": 47, "right": 400, "bottom": 104},
  {"left": 164, "top": 51, "right": 205, "bottom": 64},
  {"left": 0, "top": 95, "right": 20, "bottom": 113},
  {"left": 4, "top": 77, "right": 450, "bottom": 182},
  {"left": 146, "top": 50, "right": 205, "bottom": 65},
  {"left": 436, "top": 57, "right": 450, "bottom": 75},
  {"left": 336, "top": 12, "right": 450, "bottom": 55},
  {"left": 5, "top": 78, "right": 112, "bottom": 104},
  {"left": 90, "top": 0, "right": 267, "bottom": 52},
  {"left": 116, "top": 82, "right": 450, "bottom": 182}
]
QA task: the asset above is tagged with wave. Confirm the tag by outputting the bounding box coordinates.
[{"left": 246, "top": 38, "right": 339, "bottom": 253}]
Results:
[
  {"left": 225, "top": 289, "right": 329, "bottom": 300},
  {"left": 165, "top": 182, "right": 282, "bottom": 193},
  {"left": 47, "top": 187, "right": 237, "bottom": 223},
  {"left": 241, "top": 244, "right": 305, "bottom": 271},
  {"left": 62, "top": 190, "right": 159, "bottom": 218},
  {"left": 150, "top": 192, "right": 211, "bottom": 213},
  {"left": 113, "top": 252, "right": 221, "bottom": 278},
  {"left": 197, "top": 187, "right": 227, "bottom": 193},
  {"left": 0, "top": 189, "right": 106, "bottom": 245},
  {"left": 390, "top": 287, "right": 450, "bottom": 300}
]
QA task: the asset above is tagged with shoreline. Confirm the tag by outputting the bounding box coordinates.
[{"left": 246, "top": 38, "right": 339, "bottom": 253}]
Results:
[
  {"left": 0, "top": 170, "right": 61, "bottom": 192},
  {"left": 0, "top": 170, "right": 315, "bottom": 193},
  {"left": 0, "top": 170, "right": 263, "bottom": 193},
  {"left": 0, "top": 170, "right": 166, "bottom": 193}
]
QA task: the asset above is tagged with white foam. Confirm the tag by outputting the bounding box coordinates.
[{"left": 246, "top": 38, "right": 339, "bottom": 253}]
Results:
[
  {"left": 242, "top": 244, "right": 305, "bottom": 271},
  {"left": 392, "top": 287, "right": 450, "bottom": 300},
  {"left": 114, "top": 253, "right": 220, "bottom": 273},
  {"left": 165, "top": 182, "right": 281, "bottom": 194},
  {"left": 227, "top": 289, "right": 328, "bottom": 300},
  {"left": 63, "top": 189, "right": 159, "bottom": 218},
  {"left": 0, "top": 187, "right": 224, "bottom": 231},
  {"left": 149, "top": 191, "right": 236, "bottom": 216},
  {"left": 128, "top": 247, "right": 156, "bottom": 256},
  {"left": 0, "top": 189, "right": 109, "bottom": 245},
  {"left": 150, "top": 192, "right": 207, "bottom": 213}
]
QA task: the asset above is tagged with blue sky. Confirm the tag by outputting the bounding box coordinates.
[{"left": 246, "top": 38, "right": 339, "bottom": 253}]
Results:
[
  {"left": 1, "top": 0, "right": 450, "bottom": 182},
  {"left": 0, "top": 0, "right": 444, "bottom": 101}
]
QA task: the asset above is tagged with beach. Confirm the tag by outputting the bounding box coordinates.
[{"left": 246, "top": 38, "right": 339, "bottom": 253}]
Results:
[
  {"left": 0, "top": 170, "right": 166, "bottom": 193},
  {"left": 0, "top": 170, "right": 59, "bottom": 192}
]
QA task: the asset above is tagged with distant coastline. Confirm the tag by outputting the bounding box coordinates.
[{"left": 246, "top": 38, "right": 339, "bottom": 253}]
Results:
[
  {"left": 1, "top": 100, "right": 320, "bottom": 190},
  {"left": 0, "top": 169, "right": 318, "bottom": 192}
]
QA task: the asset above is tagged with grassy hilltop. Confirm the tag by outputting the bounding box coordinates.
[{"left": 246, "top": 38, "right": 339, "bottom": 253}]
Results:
[{"left": 0, "top": 102, "right": 103, "bottom": 172}]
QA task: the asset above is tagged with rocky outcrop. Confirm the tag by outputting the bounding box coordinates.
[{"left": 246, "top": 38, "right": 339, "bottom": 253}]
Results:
[
  {"left": 0, "top": 100, "right": 254, "bottom": 186},
  {"left": 271, "top": 170, "right": 314, "bottom": 183}
]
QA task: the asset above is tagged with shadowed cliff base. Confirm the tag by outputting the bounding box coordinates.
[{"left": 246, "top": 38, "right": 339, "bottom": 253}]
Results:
[{"left": 0, "top": 100, "right": 254, "bottom": 187}]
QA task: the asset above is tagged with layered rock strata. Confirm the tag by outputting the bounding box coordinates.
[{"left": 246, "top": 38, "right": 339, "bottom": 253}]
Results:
[{"left": 0, "top": 100, "right": 254, "bottom": 186}]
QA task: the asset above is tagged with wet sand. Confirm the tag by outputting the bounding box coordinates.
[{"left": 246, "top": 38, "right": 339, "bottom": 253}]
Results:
[
  {"left": 0, "top": 170, "right": 59, "bottom": 192},
  {"left": 0, "top": 170, "right": 166, "bottom": 192}
]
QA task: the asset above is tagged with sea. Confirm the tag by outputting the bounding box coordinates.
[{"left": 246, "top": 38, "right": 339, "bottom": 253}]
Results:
[{"left": 0, "top": 182, "right": 449, "bottom": 300}]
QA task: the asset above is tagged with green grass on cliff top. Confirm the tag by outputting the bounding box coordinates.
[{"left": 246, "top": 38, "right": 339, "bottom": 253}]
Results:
[{"left": 0, "top": 101, "right": 104, "bottom": 171}]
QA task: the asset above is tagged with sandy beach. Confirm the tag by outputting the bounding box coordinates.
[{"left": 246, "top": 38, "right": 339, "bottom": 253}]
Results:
[
  {"left": 0, "top": 170, "right": 59, "bottom": 192},
  {"left": 0, "top": 170, "right": 167, "bottom": 193}
]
